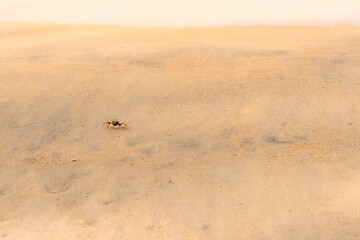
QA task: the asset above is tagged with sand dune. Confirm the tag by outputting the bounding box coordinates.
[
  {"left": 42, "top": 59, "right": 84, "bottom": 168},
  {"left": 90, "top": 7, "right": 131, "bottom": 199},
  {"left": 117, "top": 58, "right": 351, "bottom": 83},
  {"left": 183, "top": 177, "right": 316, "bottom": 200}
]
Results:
[{"left": 1, "top": 24, "right": 360, "bottom": 239}]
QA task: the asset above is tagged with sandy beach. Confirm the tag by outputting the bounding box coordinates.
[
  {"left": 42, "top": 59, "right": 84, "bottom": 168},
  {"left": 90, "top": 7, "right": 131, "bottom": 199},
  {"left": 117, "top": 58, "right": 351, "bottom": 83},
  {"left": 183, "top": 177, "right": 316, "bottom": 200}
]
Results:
[{"left": 1, "top": 24, "right": 360, "bottom": 239}]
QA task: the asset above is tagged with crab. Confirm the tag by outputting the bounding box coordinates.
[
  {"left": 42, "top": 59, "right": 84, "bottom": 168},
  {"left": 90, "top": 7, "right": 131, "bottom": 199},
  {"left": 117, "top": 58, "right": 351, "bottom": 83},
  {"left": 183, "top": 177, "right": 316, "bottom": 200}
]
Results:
[{"left": 102, "top": 119, "right": 128, "bottom": 128}]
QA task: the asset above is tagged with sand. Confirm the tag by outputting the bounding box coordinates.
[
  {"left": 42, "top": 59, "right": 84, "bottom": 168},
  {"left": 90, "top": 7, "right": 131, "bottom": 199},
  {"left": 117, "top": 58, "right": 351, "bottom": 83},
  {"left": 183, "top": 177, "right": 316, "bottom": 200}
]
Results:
[{"left": 1, "top": 23, "right": 360, "bottom": 239}]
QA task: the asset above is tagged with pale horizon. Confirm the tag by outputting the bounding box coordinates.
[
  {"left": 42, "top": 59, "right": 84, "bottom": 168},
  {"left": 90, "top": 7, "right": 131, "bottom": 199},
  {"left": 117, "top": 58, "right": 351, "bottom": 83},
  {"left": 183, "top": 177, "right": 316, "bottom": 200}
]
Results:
[{"left": 1, "top": 0, "right": 360, "bottom": 27}]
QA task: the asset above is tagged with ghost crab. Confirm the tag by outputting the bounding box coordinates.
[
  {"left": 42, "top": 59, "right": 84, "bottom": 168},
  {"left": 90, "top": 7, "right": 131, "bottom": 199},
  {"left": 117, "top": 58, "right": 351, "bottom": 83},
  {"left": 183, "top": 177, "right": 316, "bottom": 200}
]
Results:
[{"left": 102, "top": 119, "right": 128, "bottom": 128}]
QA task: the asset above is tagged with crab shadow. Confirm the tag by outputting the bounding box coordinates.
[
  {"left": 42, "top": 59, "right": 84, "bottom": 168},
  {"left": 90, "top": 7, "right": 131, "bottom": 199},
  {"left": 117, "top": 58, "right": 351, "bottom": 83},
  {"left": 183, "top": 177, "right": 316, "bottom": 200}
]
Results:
[{"left": 104, "top": 126, "right": 129, "bottom": 131}]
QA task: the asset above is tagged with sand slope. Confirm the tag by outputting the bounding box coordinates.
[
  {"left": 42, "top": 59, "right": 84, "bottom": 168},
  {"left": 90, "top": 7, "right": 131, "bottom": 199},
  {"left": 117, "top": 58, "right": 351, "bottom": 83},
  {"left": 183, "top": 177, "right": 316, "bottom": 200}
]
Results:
[{"left": 1, "top": 24, "right": 360, "bottom": 239}]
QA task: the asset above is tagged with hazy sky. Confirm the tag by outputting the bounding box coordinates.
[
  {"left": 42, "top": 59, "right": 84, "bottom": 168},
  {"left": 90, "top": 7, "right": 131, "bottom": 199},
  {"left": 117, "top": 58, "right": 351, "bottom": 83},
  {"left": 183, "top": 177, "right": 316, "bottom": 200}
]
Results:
[{"left": 1, "top": 0, "right": 359, "bottom": 26}]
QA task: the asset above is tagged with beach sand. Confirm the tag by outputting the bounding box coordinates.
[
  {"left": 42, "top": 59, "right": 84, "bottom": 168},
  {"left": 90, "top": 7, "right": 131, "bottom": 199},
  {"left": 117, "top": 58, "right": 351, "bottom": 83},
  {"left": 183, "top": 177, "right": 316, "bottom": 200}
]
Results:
[{"left": 1, "top": 24, "right": 360, "bottom": 239}]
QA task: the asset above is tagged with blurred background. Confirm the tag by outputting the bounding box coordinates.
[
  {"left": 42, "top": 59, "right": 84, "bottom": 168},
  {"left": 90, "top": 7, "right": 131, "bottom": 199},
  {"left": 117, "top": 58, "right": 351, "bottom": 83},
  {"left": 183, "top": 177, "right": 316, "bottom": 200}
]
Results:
[{"left": 0, "top": 0, "right": 359, "bottom": 26}]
